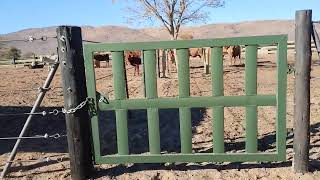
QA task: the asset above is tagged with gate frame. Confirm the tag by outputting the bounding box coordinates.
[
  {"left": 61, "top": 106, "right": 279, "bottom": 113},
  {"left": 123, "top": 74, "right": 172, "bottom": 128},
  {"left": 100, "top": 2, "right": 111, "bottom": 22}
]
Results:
[{"left": 83, "top": 35, "right": 288, "bottom": 164}]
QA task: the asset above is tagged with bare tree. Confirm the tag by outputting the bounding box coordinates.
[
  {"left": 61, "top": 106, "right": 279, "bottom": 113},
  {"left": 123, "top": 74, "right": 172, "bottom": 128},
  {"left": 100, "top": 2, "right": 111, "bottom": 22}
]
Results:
[{"left": 123, "top": 0, "right": 224, "bottom": 40}]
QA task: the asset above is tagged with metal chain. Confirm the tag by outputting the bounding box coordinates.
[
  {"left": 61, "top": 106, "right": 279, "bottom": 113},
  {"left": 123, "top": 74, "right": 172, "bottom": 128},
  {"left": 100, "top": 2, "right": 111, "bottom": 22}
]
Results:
[
  {"left": 0, "top": 98, "right": 90, "bottom": 117},
  {"left": 0, "top": 133, "right": 67, "bottom": 140},
  {"left": 62, "top": 97, "right": 90, "bottom": 114}
]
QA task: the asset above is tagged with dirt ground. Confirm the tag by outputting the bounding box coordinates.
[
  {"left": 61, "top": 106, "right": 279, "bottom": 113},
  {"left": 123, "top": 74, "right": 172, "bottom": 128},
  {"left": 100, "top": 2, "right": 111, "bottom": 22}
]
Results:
[{"left": 0, "top": 52, "right": 319, "bottom": 180}]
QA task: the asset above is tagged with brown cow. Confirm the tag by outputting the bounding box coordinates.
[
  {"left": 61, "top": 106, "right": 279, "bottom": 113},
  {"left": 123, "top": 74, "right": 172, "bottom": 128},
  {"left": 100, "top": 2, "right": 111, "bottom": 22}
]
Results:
[
  {"left": 94, "top": 53, "right": 110, "bottom": 68},
  {"left": 226, "top": 45, "right": 241, "bottom": 65},
  {"left": 189, "top": 48, "right": 203, "bottom": 58},
  {"left": 124, "top": 50, "right": 141, "bottom": 76}
]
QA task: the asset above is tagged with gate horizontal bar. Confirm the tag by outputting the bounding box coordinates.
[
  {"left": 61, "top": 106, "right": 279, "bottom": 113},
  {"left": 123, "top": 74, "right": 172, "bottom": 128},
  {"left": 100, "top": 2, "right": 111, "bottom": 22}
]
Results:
[
  {"left": 96, "top": 153, "right": 282, "bottom": 164},
  {"left": 84, "top": 35, "right": 287, "bottom": 52},
  {"left": 98, "top": 95, "right": 276, "bottom": 110}
]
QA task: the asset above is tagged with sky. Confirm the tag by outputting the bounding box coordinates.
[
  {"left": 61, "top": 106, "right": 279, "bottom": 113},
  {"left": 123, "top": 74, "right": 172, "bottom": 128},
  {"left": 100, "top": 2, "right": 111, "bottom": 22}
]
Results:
[{"left": 0, "top": 0, "right": 319, "bottom": 34}]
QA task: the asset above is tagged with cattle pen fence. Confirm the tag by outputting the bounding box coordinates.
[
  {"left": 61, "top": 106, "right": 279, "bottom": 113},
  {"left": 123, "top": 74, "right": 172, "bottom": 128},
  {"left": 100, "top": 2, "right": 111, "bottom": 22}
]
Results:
[{"left": 0, "top": 9, "right": 320, "bottom": 180}]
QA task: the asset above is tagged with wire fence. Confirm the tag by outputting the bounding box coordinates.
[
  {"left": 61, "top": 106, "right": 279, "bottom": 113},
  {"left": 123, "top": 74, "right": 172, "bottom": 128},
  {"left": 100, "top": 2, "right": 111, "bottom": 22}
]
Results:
[
  {"left": 0, "top": 35, "right": 104, "bottom": 44},
  {"left": 0, "top": 36, "right": 57, "bottom": 43},
  {"left": 0, "top": 133, "right": 67, "bottom": 140}
]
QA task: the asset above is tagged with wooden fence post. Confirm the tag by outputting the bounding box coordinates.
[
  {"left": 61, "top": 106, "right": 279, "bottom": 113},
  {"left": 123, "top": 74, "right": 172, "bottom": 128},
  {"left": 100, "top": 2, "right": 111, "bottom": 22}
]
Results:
[
  {"left": 293, "top": 10, "right": 312, "bottom": 173},
  {"left": 57, "top": 26, "right": 93, "bottom": 179},
  {"left": 161, "top": 49, "right": 167, "bottom": 78}
]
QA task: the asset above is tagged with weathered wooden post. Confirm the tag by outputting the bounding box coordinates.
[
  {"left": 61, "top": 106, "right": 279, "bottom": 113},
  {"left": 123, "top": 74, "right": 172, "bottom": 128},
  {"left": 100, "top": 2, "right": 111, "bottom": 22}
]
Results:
[
  {"left": 203, "top": 48, "right": 210, "bottom": 74},
  {"left": 161, "top": 49, "right": 167, "bottom": 78},
  {"left": 57, "top": 26, "right": 93, "bottom": 179},
  {"left": 293, "top": 10, "right": 312, "bottom": 173}
]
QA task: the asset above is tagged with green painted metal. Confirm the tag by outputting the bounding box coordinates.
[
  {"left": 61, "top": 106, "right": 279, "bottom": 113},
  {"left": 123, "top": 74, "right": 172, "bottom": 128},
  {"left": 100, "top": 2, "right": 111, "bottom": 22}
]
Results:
[
  {"left": 98, "top": 95, "right": 276, "bottom": 110},
  {"left": 144, "top": 50, "right": 161, "bottom": 154},
  {"left": 276, "top": 37, "right": 288, "bottom": 161},
  {"left": 97, "top": 153, "right": 279, "bottom": 164},
  {"left": 84, "top": 35, "right": 286, "bottom": 52},
  {"left": 177, "top": 49, "right": 192, "bottom": 154},
  {"left": 83, "top": 50, "right": 101, "bottom": 162},
  {"left": 83, "top": 35, "right": 288, "bottom": 164},
  {"left": 211, "top": 47, "right": 225, "bottom": 153},
  {"left": 245, "top": 45, "right": 258, "bottom": 153},
  {"left": 112, "top": 51, "right": 129, "bottom": 155}
]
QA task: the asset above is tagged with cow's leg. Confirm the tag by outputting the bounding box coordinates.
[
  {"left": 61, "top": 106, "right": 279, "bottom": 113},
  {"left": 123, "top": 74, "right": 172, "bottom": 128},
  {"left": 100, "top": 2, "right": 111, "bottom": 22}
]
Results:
[
  {"left": 95, "top": 60, "right": 101, "bottom": 68},
  {"left": 137, "top": 65, "right": 140, "bottom": 76}
]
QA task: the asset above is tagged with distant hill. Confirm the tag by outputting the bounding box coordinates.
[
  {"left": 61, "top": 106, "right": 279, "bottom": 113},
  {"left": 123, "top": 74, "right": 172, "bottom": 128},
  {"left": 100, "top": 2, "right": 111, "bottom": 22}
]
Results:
[{"left": 0, "top": 20, "right": 319, "bottom": 55}]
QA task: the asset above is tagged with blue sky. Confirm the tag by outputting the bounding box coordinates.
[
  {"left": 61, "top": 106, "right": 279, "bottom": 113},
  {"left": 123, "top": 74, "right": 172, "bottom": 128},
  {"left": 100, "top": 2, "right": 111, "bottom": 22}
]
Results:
[{"left": 0, "top": 0, "right": 319, "bottom": 34}]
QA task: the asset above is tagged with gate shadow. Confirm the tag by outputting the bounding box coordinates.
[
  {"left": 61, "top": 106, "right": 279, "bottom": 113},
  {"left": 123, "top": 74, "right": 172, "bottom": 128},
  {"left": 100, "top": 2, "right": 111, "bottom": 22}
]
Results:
[
  {"left": 93, "top": 123, "right": 320, "bottom": 178},
  {"left": 98, "top": 108, "right": 207, "bottom": 155}
]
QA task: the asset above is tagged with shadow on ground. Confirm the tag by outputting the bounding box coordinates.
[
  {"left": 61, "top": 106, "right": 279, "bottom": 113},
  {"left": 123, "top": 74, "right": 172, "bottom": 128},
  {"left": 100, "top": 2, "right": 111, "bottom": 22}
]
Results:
[{"left": 0, "top": 106, "right": 68, "bottom": 154}]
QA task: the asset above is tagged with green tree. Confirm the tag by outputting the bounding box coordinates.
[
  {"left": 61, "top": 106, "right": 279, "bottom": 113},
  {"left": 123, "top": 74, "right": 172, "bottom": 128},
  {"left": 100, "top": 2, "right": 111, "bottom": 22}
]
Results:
[{"left": 6, "top": 47, "right": 21, "bottom": 60}]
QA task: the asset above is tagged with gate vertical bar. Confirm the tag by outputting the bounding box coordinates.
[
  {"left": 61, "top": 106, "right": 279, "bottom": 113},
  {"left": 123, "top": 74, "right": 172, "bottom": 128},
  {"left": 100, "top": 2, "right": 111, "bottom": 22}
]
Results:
[
  {"left": 83, "top": 48, "right": 101, "bottom": 163},
  {"left": 245, "top": 45, "right": 258, "bottom": 153},
  {"left": 211, "top": 47, "right": 225, "bottom": 153},
  {"left": 144, "top": 50, "right": 161, "bottom": 154},
  {"left": 58, "top": 26, "right": 93, "bottom": 179},
  {"left": 112, "top": 51, "right": 129, "bottom": 155},
  {"left": 177, "top": 48, "right": 192, "bottom": 153},
  {"left": 276, "top": 36, "right": 287, "bottom": 161},
  {"left": 294, "top": 9, "right": 312, "bottom": 173}
]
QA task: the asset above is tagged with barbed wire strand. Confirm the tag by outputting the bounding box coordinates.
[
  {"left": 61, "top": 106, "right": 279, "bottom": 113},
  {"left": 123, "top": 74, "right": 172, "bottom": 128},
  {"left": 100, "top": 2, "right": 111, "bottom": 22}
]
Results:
[
  {"left": 3, "top": 155, "right": 69, "bottom": 165},
  {"left": 0, "top": 87, "right": 62, "bottom": 93},
  {"left": 1, "top": 36, "right": 104, "bottom": 44},
  {"left": 0, "top": 97, "right": 89, "bottom": 117},
  {"left": 82, "top": 39, "right": 103, "bottom": 43},
  {"left": 0, "top": 36, "right": 57, "bottom": 43},
  {"left": 0, "top": 133, "right": 67, "bottom": 141},
  {"left": 0, "top": 109, "right": 61, "bottom": 117}
]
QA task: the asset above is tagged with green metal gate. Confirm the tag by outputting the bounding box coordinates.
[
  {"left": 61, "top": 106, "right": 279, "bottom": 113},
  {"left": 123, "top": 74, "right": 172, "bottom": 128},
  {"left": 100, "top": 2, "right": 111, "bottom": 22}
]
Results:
[{"left": 83, "top": 35, "right": 287, "bottom": 164}]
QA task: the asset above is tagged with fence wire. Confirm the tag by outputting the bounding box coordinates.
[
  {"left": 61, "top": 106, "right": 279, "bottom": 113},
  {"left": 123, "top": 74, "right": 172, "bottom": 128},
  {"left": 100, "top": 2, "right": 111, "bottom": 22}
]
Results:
[
  {"left": 0, "top": 36, "right": 57, "bottom": 43},
  {"left": 0, "top": 133, "right": 67, "bottom": 140},
  {"left": 0, "top": 109, "right": 61, "bottom": 117},
  {"left": 2, "top": 155, "right": 69, "bottom": 165}
]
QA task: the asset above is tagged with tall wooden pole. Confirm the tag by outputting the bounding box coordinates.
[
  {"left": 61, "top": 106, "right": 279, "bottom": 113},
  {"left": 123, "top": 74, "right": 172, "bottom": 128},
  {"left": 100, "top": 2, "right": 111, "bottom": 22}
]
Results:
[
  {"left": 293, "top": 10, "right": 312, "bottom": 173},
  {"left": 57, "top": 26, "right": 93, "bottom": 179}
]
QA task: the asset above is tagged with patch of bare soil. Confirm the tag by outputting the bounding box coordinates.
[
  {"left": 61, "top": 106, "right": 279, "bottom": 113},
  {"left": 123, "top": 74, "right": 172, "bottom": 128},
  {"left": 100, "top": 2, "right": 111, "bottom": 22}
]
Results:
[{"left": 0, "top": 53, "right": 319, "bottom": 179}]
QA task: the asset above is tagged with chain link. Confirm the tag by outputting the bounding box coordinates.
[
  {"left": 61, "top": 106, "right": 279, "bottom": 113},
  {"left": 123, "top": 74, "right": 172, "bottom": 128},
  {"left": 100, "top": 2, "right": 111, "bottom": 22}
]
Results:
[{"left": 62, "top": 97, "right": 90, "bottom": 114}]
